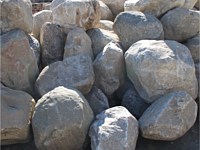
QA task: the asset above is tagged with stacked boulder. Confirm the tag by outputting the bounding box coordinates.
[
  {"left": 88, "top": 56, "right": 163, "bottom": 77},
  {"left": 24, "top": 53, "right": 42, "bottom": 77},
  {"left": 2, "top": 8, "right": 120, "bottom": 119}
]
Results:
[{"left": 1, "top": 0, "right": 199, "bottom": 150}]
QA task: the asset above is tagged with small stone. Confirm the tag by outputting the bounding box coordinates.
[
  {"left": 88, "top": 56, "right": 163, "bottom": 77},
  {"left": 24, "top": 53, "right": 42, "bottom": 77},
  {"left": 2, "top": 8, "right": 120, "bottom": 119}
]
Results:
[{"left": 95, "top": 20, "right": 113, "bottom": 31}]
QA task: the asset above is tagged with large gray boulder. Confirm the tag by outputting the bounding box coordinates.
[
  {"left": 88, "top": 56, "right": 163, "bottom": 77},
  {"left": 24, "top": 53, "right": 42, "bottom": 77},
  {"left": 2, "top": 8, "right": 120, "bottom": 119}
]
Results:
[
  {"left": 1, "top": 84, "right": 35, "bottom": 145},
  {"left": 99, "top": 1, "right": 114, "bottom": 21},
  {"left": 0, "top": 0, "right": 33, "bottom": 34},
  {"left": 87, "top": 28, "right": 119, "bottom": 57},
  {"left": 35, "top": 54, "right": 94, "bottom": 96},
  {"left": 139, "top": 91, "right": 198, "bottom": 141},
  {"left": 64, "top": 27, "right": 93, "bottom": 60},
  {"left": 93, "top": 42, "right": 125, "bottom": 95},
  {"left": 113, "top": 11, "right": 164, "bottom": 50},
  {"left": 125, "top": 40, "right": 198, "bottom": 103},
  {"left": 51, "top": 0, "right": 101, "bottom": 30},
  {"left": 32, "top": 86, "right": 94, "bottom": 150},
  {"left": 160, "top": 8, "right": 200, "bottom": 42},
  {"left": 1, "top": 29, "right": 39, "bottom": 95},
  {"left": 40, "top": 22, "right": 64, "bottom": 67},
  {"left": 89, "top": 106, "right": 139, "bottom": 150}
]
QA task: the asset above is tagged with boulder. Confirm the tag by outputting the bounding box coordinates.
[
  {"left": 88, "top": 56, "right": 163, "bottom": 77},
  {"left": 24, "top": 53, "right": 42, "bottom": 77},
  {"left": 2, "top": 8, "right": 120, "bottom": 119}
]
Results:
[
  {"left": 85, "top": 86, "right": 109, "bottom": 116},
  {"left": 99, "top": 1, "right": 114, "bottom": 21},
  {"left": 35, "top": 54, "right": 94, "bottom": 96},
  {"left": 89, "top": 106, "right": 139, "bottom": 150},
  {"left": 63, "top": 27, "right": 94, "bottom": 60},
  {"left": 51, "top": 0, "right": 101, "bottom": 30},
  {"left": 195, "top": 63, "right": 200, "bottom": 86},
  {"left": 160, "top": 8, "right": 200, "bottom": 42},
  {"left": 139, "top": 91, "right": 198, "bottom": 141},
  {"left": 95, "top": 20, "right": 113, "bottom": 31},
  {"left": 184, "top": 33, "right": 200, "bottom": 63},
  {"left": 87, "top": 28, "right": 119, "bottom": 57},
  {"left": 40, "top": 22, "right": 64, "bottom": 67},
  {"left": 183, "top": 0, "right": 197, "bottom": 9},
  {"left": 93, "top": 42, "right": 125, "bottom": 95},
  {"left": 0, "top": 0, "right": 33, "bottom": 34},
  {"left": 125, "top": 40, "right": 198, "bottom": 103},
  {"left": 113, "top": 11, "right": 164, "bottom": 50},
  {"left": 1, "top": 29, "right": 39, "bottom": 95},
  {"left": 32, "top": 10, "right": 52, "bottom": 39},
  {"left": 1, "top": 84, "right": 35, "bottom": 145},
  {"left": 32, "top": 86, "right": 94, "bottom": 150}
]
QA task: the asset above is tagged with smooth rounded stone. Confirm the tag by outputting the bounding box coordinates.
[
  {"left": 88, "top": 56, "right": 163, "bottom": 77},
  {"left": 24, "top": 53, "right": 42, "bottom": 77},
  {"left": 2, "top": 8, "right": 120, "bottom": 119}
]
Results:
[
  {"left": 1, "top": 84, "right": 35, "bottom": 145},
  {"left": 99, "top": 1, "right": 114, "bottom": 21},
  {"left": 87, "top": 28, "right": 119, "bottom": 57},
  {"left": 32, "top": 10, "right": 52, "bottom": 39},
  {"left": 195, "top": 0, "right": 200, "bottom": 9},
  {"left": 40, "top": 22, "right": 64, "bottom": 67},
  {"left": 139, "top": 91, "right": 198, "bottom": 141},
  {"left": 85, "top": 86, "right": 109, "bottom": 116},
  {"left": 35, "top": 54, "right": 94, "bottom": 96},
  {"left": 183, "top": 0, "right": 197, "bottom": 9},
  {"left": 124, "top": 0, "right": 185, "bottom": 18},
  {"left": 184, "top": 33, "right": 200, "bottom": 63},
  {"left": 1, "top": 29, "right": 39, "bottom": 95},
  {"left": 101, "top": 0, "right": 127, "bottom": 16},
  {"left": 93, "top": 42, "right": 125, "bottom": 96},
  {"left": 32, "top": 87, "right": 94, "bottom": 150},
  {"left": 63, "top": 27, "right": 94, "bottom": 60},
  {"left": 51, "top": 0, "right": 101, "bottom": 30},
  {"left": 89, "top": 106, "right": 139, "bottom": 150},
  {"left": 160, "top": 8, "right": 200, "bottom": 42},
  {"left": 95, "top": 20, "right": 113, "bottom": 31},
  {"left": 125, "top": 40, "right": 198, "bottom": 103},
  {"left": 113, "top": 11, "right": 164, "bottom": 50},
  {"left": 0, "top": 0, "right": 33, "bottom": 34},
  {"left": 122, "top": 88, "right": 149, "bottom": 119}
]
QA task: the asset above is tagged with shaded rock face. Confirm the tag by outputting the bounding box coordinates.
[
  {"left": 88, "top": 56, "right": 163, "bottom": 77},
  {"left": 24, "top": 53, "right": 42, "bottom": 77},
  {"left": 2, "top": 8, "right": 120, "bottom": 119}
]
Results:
[
  {"left": 195, "top": 0, "right": 200, "bottom": 9},
  {"left": 51, "top": 0, "right": 101, "bottom": 30},
  {"left": 160, "top": 8, "right": 200, "bottom": 42},
  {"left": 0, "top": 0, "right": 33, "bottom": 34},
  {"left": 89, "top": 106, "right": 139, "bottom": 150},
  {"left": 125, "top": 40, "right": 198, "bottom": 103},
  {"left": 99, "top": 1, "right": 114, "bottom": 21},
  {"left": 139, "top": 91, "right": 198, "bottom": 141},
  {"left": 35, "top": 54, "right": 94, "bottom": 96},
  {"left": 32, "top": 87, "right": 94, "bottom": 150},
  {"left": 113, "top": 11, "right": 164, "bottom": 50},
  {"left": 1, "top": 84, "right": 35, "bottom": 145},
  {"left": 1, "top": 29, "right": 39, "bottom": 95},
  {"left": 40, "top": 22, "right": 64, "bottom": 67},
  {"left": 93, "top": 42, "right": 125, "bottom": 96}
]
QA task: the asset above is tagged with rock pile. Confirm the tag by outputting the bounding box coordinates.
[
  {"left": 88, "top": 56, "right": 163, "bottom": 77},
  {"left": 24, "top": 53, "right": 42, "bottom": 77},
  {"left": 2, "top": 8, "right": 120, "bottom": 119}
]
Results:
[{"left": 1, "top": 0, "right": 199, "bottom": 150}]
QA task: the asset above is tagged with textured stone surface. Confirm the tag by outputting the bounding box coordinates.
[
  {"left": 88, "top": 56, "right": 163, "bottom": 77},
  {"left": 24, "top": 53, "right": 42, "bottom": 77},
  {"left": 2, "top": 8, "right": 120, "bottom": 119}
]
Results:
[
  {"left": 99, "top": 1, "right": 114, "bottom": 21},
  {"left": 160, "top": 8, "right": 200, "bottom": 42},
  {"left": 195, "top": 0, "right": 200, "bottom": 9},
  {"left": 95, "top": 20, "right": 113, "bottom": 31},
  {"left": 0, "top": 0, "right": 33, "bottom": 34},
  {"left": 139, "top": 91, "right": 197, "bottom": 141},
  {"left": 87, "top": 28, "right": 119, "bottom": 57},
  {"left": 1, "top": 84, "right": 35, "bottom": 145},
  {"left": 113, "top": 11, "right": 164, "bottom": 50},
  {"left": 64, "top": 27, "right": 93, "bottom": 60},
  {"left": 40, "top": 22, "right": 64, "bottom": 67},
  {"left": 85, "top": 86, "right": 109, "bottom": 116},
  {"left": 1, "top": 29, "right": 39, "bottom": 95},
  {"left": 125, "top": 40, "right": 198, "bottom": 103},
  {"left": 89, "top": 106, "right": 139, "bottom": 150},
  {"left": 35, "top": 54, "right": 94, "bottom": 96},
  {"left": 32, "top": 10, "right": 52, "bottom": 39},
  {"left": 183, "top": 0, "right": 197, "bottom": 9},
  {"left": 51, "top": 0, "right": 101, "bottom": 30},
  {"left": 32, "top": 87, "right": 94, "bottom": 150},
  {"left": 93, "top": 42, "right": 125, "bottom": 95}
]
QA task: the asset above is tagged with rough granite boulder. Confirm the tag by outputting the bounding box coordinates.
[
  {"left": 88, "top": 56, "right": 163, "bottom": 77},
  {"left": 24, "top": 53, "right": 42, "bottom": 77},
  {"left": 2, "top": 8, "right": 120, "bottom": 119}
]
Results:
[
  {"left": 93, "top": 42, "right": 125, "bottom": 95},
  {"left": 51, "top": 0, "right": 101, "bottom": 30},
  {"left": 0, "top": 0, "right": 33, "bottom": 34},
  {"left": 32, "top": 86, "right": 94, "bottom": 150},
  {"left": 95, "top": 20, "right": 113, "bottom": 31},
  {"left": 113, "top": 11, "right": 164, "bottom": 50},
  {"left": 99, "top": 1, "right": 114, "bottom": 21},
  {"left": 125, "top": 40, "right": 198, "bottom": 103},
  {"left": 139, "top": 91, "right": 198, "bottom": 141},
  {"left": 35, "top": 54, "right": 94, "bottom": 96},
  {"left": 160, "top": 8, "right": 200, "bottom": 42},
  {"left": 1, "top": 29, "right": 39, "bottom": 95},
  {"left": 89, "top": 106, "right": 139, "bottom": 150},
  {"left": 1, "top": 84, "right": 35, "bottom": 145}
]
